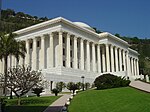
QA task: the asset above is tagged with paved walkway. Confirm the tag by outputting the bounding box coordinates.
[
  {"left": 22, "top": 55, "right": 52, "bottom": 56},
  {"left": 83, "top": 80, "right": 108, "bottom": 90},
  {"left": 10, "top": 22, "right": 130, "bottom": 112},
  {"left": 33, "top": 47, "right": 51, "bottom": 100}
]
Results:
[
  {"left": 130, "top": 80, "right": 150, "bottom": 92},
  {"left": 43, "top": 94, "right": 71, "bottom": 112}
]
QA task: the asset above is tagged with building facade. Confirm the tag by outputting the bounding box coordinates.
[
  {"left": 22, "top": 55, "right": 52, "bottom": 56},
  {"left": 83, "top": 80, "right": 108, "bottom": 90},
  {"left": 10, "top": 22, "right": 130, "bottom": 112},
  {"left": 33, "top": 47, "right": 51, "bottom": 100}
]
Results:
[{"left": 0, "top": 17, "right": 140, "bottom": 92}]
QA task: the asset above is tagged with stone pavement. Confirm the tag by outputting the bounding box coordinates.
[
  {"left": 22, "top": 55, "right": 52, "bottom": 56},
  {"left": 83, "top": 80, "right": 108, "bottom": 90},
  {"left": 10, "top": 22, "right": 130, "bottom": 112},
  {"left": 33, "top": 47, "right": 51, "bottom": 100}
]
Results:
[
  {"left": 43, "top": 94, "right": 71, "bottom": 112},
  {"left": 130, "top": 80, "right": 150, "bottom": 93}
]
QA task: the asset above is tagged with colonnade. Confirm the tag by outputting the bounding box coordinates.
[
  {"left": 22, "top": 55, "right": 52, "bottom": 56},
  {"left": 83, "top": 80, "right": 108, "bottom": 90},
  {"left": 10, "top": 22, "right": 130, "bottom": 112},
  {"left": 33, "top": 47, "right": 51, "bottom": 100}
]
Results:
[
  {"left": 0, "top": 31, "right": 139, "bottom": 77},
  {"left": 129, "top": 57, "right": 139, "bottom": 76}
]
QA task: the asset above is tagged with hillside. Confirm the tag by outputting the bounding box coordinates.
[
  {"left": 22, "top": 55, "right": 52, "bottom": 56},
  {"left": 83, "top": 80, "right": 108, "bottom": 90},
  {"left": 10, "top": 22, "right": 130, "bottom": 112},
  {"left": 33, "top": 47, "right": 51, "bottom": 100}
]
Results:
[
  {"left": 0, "top": 9, "right": 49, "bottom": 33},
  {"left": 0, "top": 9, "right": 150, "bottom": 74}
]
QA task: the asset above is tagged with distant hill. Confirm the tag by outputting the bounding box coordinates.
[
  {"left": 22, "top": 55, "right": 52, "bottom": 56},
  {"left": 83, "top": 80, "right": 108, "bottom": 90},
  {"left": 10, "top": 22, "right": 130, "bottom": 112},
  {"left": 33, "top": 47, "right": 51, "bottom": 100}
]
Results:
[
  {"left": 0, "top": 9, "right": 49, "bottom": 33},
  {"left": 0, "top": 9, "right": 149, "bottom": 73}
]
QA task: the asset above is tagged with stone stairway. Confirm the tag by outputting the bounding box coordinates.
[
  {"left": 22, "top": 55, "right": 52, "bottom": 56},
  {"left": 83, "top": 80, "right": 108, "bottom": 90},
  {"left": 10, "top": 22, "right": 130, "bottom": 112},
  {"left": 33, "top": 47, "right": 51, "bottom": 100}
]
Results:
[{"left": 129, "top": 80, "right": 150, "bottom": 93}]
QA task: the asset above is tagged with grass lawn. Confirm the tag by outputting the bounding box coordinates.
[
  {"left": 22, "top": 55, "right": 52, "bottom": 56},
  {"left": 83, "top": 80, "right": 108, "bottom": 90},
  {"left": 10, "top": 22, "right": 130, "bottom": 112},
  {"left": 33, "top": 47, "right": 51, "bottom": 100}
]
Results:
[
  {"left": 68, "top": 87, "right": 150, "bottom": 112},
  {"left": 5, "top": 96, "right": 60, "bottom": 112}
]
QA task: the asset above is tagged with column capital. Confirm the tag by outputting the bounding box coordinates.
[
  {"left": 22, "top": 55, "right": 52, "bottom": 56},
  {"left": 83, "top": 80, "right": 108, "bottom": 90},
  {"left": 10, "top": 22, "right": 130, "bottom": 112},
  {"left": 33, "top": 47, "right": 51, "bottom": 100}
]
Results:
[
  {"left": 115, "top": 46, "right": 118, "bottom": 49},
  {"left": 110, "top": 44, "right": 114, "bottom": 47},
  {"left": 122, "top": 49, "right": 126, "bottom": 53},
  {"left": 86, "top": 40, "right": 90, "bottom": 43},
  {"left": 25, "top": 39, "right": 30, "bottom": 42},
  {"left": 59, "top": 31, "right": 63, "bottom": 35},
  {"left": 80, "top": 38, "right": 84, "bottom": 42},
  {"left": 118, "top": 47, "right": 122, "bottom": 50},
  {"left": 92, "top": 42, "right": 95, "bottom": 46},
  {"left": 67, "top": 32, "right": 71, "bottom": 36},
  {"left": 105, "top": 44, "right": 110, "bottom": 47},
  {"left": 49, "top": 32, "right": 54, "bottom": 37},
  {"left": 32, "top": 37, "right": 37, "bottom": 41},
  {"left": 97, "top": 43, "right": 100, "bottom": 46},
  {"left": 74, "top": 36, "right": 78, "bottom": 40},
  {"left": 41, "top": 35, "right": 45, "bottom": 39},
  {"left": 32, "top": 37, "right": 37, "bottom": 42}
]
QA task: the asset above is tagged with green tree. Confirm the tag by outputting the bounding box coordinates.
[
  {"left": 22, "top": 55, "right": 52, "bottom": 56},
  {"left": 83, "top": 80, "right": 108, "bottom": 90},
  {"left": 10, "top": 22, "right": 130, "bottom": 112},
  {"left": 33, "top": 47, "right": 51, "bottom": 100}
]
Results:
[
  {"left": 0, "top": 33, "right": 26, "bottom": 95},
  {"left": 67, "top": 82, "right": 78, "bottom": 94},
  {"left": 56, "top": 82, "right": 66, "bottom": 92},
  {"left": 67, "top": 82, "right": 74, "bottom": 91},
  {"left": 52, "top": 88, "right": 59, "bottom": 96},
  {"left": 32, "top": 87, "right": 44, "bottom": 97},
  {"left": 76, "top": 82, "right": 82, "bottom": 90}
]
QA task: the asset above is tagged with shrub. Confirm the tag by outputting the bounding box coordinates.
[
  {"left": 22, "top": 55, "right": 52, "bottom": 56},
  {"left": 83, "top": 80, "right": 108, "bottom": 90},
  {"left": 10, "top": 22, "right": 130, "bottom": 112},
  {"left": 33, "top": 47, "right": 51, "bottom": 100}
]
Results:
[
  {"left": 67, "top": 82, "right": 79, "bottom": 94},
  {"left": 56, "top": 82, "right": 66, "bottom": 92},
  {"left": 52, "top": 88, "right": 59, "bottom": 96},
  {"left": 32, "top": 87, "right": 44, "bottom": 97},
  {"left": 67, "top": 82, "right": 74, "bottom": 91},
  {"left": 85, "top": 82, "right": 90, "bottom": 90},
  {"left": 94, "top": 74, "right": 130, "bottom": 90},
  {"left": 0, "top": 97, "right": 7, "bottom": 112},
  {"left": 76, "top": 82, "right": 82, "bottom": 90}
]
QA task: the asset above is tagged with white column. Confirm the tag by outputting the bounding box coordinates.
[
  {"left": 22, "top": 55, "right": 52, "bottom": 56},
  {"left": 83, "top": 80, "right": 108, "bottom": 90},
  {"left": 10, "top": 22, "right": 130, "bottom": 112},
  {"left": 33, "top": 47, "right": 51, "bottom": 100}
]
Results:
[
  {"left": 115, "top": 47, "right": 119, "bottom": 72},
  {"left": 73, "top": 36, "right": 78, "bottom": 69},
  {"left": 97, "top": 44, "right": 101, "bottom": 73},
  {"left": 32, "top": 38, "right": 37, "bottom": 70},
  {"left": 58, "top": 32, "right": 63, "bottom": 66},
  {"left": 102, "top": 46, "right": 106, "bottom": 72},
  {"left": 134, "top": 59, "right": 137, "bottom": 76},
  {"left": 122, "top": 50, "right": 126, "bottom": 71},
  {"left": 0, "top": 60, "right": 2, "bottom": 73},
  {"left": 86, "top": 41, "right": 90, "bottom": 71},
  {"left": 1, "top": 59, "right": 4, "bottom": 74},
  {"left": 25, "top": 40, "right": 30, "bottom": 66},
  {"left": 136, "top": 59, "right": 139, "bottom": 76},
  {"left": 110, "top": 45, "right": 114, "bottom": 72},
  {"left": 119, "top": 48, "right": 122, "bottom": 71},
  {"left": 19, "top": 56, "right": 23, "bottom": 66},
  {"left": 131, "top": 58, "right": 134, "bottom": 76},
  {"left": 40, "top": 36, "right": 45, "bottom": 69},
  {"left": 92, "top": 43, "right": 96, "bottom": 72},
  {"left": 106, "top": 44, "right": 110, "bottom": 72},
  {"left": 66, "top": 33, "right": 71, "bottom": 68},
  {"left": 12, "top": 56, "right": 16, "bottom": 67},
  {"left": 7, "top": 55, "right": 11, "bottom": 69},
  {"left": 126, "top": 53, "right": 131, "bottom": 77},
  {"left": 49, "top": 33, "right": 54, "bottom": 68},
  {"left": 80, "top": 38, "right": 84, "bottom": 70}
]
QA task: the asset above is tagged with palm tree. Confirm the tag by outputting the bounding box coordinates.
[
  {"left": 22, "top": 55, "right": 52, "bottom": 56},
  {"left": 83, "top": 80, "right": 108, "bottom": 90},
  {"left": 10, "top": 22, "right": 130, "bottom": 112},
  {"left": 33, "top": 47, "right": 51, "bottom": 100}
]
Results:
[{"left": 0, "top": 33, "right": 26, "bottom": 95}]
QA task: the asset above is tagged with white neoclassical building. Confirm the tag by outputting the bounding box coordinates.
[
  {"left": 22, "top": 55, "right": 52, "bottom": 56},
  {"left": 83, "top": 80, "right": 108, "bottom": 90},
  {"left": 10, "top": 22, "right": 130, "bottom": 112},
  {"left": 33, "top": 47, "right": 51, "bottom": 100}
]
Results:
[{"left": 0, "top": 17, "right": 140, "bottom": 92}]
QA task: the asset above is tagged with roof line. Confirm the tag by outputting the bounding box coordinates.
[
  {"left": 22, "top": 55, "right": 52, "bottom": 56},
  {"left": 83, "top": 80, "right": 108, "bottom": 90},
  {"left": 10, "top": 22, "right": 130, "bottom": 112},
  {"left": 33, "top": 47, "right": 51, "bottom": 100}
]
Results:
[{"left": 98, "top": 32, "right": 129, "bottom": 46}]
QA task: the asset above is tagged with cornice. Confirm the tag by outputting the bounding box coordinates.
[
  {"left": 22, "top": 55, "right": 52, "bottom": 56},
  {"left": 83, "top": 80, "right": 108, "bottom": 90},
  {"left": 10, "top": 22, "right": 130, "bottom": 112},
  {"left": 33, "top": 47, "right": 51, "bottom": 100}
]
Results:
[
  {"left": 14, "top": 17, "right": 130, "bottom": 48},
  {"left": 128, "top": 48, "right": 139, "bottom": 55},
  {"left": 98, "top": 32, "right": 129, "bottom": 46},
  {"left": 14, "top": 17, "right": 63, "bottom": 35},
  {"left": 14, "top": 17, "right": 101, "bottom": 39}
]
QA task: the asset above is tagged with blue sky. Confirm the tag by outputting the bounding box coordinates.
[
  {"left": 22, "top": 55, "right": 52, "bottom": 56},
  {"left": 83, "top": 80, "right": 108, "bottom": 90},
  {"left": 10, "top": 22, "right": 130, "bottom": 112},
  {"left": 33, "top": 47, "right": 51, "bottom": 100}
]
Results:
[{"left": 2, "top": 0, "right": 150, "bottom": 39}]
